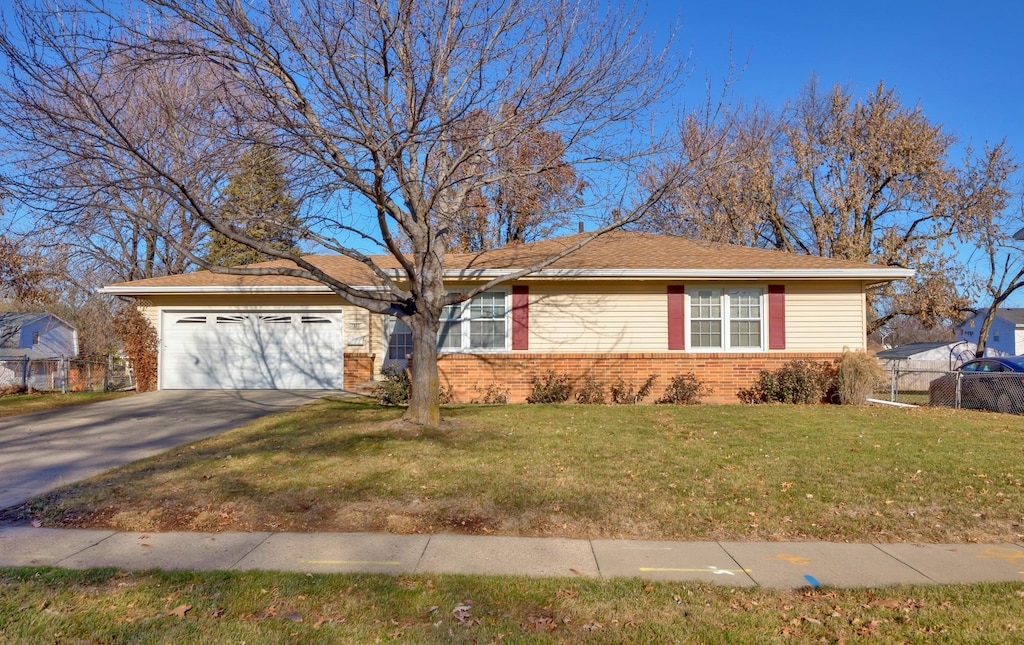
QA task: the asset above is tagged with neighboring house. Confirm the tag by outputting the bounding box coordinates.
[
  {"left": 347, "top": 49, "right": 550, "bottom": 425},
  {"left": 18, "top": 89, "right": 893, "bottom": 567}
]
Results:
[
  {"left": 99, "top": 230, "right": 912, "bottom": 402},
  {"left": 0, "top": 312, "right": 79, "bottom": 390},
  {"left": 876, "top": 341, "right": 976, "bottom": 370},
  {"left": 956, "top": 308, "right": 1024, "bottom": 356},
  {"left": 0, "top": 312, "right": 79, "bottom": 360}
]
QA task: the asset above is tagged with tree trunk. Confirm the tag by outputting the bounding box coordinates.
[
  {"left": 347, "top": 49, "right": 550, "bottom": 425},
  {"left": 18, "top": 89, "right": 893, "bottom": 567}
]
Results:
[
  {"left": 404, "top": 312, "right": 441, "bottom": 426},
  {"left": 975, "top": 308, "right": 1000, "bottom": 358}
]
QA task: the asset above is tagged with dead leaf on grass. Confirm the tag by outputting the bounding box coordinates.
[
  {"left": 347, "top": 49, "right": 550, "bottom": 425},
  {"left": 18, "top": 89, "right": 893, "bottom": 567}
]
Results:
[
  {"left": 168, "top": 604, "right": 191, "bottom": 618},
  {"left": 527, "top": 614, "right": 557, "bottom": 632}
]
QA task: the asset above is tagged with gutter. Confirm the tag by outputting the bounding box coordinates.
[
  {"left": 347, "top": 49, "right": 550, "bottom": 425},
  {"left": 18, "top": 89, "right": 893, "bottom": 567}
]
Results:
[{"left": 101, "top": 267, "right": 915, "bottom": 295}]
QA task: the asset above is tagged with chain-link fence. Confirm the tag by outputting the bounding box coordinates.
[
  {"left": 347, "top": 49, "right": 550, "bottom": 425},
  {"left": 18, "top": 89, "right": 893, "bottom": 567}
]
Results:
[
  {"left": 0, "top": 356, "right": 134, "bottom": 392},
  {"left": 874, "top": 365, "right": 1024, "bottom": 414}
]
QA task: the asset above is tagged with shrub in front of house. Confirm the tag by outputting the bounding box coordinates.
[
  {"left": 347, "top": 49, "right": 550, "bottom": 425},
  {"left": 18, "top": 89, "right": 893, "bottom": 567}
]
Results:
[
  {"left": 112, "top": 303, "right": 159, "bottom": 392},
  {"left": 474, "top": 383, "right": 509, "bottom": 405},
  {"left": 374, "top": 364, "right": 410, "bottom": 406},
  {"left": 738, "top": 360, "right": 836, "bottom": 404},
  {"left": 575, "top": 375, "right": 606, "bottom": 404},
  {"left": 526, "top": 370, "right": 574, "bottom": 404},
  {"left": 835, "top": 349, "right": 886, "bottom": 404},
  {"left": 656, "top": 372, "right": 712, "bottom": 405},
  {"left": 610, "top": 375, "right": 658, "bottom": 404}
]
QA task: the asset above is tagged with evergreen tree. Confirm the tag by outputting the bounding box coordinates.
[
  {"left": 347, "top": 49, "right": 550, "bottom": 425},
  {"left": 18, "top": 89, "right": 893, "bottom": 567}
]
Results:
[{"left": 205, "top": 145, "right": 301, "bottom": 266}]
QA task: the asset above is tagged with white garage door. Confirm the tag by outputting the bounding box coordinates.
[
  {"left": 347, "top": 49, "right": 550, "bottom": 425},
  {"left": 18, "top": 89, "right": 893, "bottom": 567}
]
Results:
[{"left": 160, "top": 310, "right": 345, "bottom": 389}]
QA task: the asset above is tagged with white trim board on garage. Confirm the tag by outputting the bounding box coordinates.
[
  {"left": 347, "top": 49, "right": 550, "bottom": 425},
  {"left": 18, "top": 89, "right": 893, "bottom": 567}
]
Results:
[{"left": 159, "top": 309, "right": 346, "bottom": 390}]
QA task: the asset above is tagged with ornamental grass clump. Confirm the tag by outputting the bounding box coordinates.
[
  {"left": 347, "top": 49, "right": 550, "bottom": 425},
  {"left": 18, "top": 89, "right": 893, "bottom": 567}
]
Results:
[{"left": 835, "top": 349, "right": 887, "bottom": 404}]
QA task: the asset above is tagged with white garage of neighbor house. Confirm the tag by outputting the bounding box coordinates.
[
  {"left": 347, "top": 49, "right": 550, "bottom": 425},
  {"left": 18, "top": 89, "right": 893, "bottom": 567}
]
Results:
[{"left": 875, "top": 341, "right": 977, "bottom": 372}]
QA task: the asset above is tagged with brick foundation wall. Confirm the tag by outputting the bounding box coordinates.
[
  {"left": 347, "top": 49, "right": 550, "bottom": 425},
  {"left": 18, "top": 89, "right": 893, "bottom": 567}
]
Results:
[
  {"left": 343, "top": 353, "right": 376, "bottom": 391},
  {"left": 436, "top": 352, "right": 842, "bottom": 404}
]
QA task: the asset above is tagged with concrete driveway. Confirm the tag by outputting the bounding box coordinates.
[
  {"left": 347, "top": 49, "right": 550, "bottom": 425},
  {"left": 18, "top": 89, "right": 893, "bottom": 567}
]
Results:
[{"left": 0, "top": 390, "right": 343, "bottom": 509}]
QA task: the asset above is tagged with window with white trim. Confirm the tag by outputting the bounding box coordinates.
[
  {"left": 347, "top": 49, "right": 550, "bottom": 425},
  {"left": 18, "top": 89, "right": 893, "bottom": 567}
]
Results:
[
  {"left": 385, "top": 317, "right": 413, "bottom": 360},
  {"left": 689, "top": 287, "right": 764, "bottom": 350},
  {"left": 385, "top": 290, "right": 509, "bottom": 358},
  {"left": 467, "top": 291, "right": 507, "bottom": 349}
]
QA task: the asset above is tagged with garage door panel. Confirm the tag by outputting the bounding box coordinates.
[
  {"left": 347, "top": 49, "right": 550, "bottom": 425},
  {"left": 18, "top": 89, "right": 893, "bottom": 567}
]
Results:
[{"left": 161, "top": 311, "right": 345, "bottom": 389}]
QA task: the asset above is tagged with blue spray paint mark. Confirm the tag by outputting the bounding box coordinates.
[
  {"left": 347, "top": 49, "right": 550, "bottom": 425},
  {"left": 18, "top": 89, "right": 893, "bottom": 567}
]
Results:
[{"left": 803, "top": 574, "right": 820, "bottom": 588}]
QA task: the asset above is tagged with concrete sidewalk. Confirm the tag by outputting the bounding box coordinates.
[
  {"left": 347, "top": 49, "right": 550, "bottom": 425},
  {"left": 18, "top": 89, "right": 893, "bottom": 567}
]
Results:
[{"left": 2, "top": 526, "right": 1023, "bottom": 588}]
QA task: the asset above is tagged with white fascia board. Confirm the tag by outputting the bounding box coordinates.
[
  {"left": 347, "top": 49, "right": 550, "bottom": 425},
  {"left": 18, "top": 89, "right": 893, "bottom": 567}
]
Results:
[
  {"left": 442, "top": 268, "right": 916, "bottom": 280},
  {"left": 100, "top": 267, "right": 915, "bottom": 294},
  {"left": 98, "top": 285, "right": 386, "bottom": 295}
]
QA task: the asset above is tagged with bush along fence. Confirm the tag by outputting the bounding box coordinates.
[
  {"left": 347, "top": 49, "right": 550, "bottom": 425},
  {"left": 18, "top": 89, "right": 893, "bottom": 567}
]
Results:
[{"left": 0, "top": 355, "right": 134, "bottom": 393}]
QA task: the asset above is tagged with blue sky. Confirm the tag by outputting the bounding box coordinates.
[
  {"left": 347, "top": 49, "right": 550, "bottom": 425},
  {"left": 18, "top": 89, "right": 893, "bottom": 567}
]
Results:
[
  {"left": 643, "top": 1, "right": 1024, "bottom": 305},
  {"left": 647, "top": 1, "right": 1024, "bottom": 153}
]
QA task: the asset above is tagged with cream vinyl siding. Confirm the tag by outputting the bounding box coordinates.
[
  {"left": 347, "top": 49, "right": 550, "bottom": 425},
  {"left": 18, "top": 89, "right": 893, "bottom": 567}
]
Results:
[
  {"left": 782, "top": 281, "right": 867, "bottom": 351},
  {"left": 139, "top": 306, "right": 160, "bottom": 331},
  {"left": 527, "top": 282, "right": 667, "bottom": 352},
  {"left": 524, "top": 279, "right": 866, "bottom": 353},
  {"left": 139, "top": 294, "right": 370, "bottom": 351}
]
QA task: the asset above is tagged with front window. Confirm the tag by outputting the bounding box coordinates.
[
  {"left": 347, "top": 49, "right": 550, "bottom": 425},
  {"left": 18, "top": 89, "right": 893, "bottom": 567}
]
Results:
[
  {"left": 690, "top": 289, "right": 722, "bottom": 348},
  {"left": 438, "top": 299, "right": 463, "bottom": 350},
  {"left": 689, "top": 287, "right": 764, "bottom": 350},
  {"left": 468, "top": 291, "right": 506, "bottom": 349},
  {"left": 385, "top": 290, "right": 509, "bottom": 359},
  {"left": 386, "top": 318, "right": 413, "bottom": 360}
]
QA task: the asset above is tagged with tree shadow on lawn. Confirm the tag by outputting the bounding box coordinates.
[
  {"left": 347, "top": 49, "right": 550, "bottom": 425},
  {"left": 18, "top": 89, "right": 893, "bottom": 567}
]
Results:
[{"left": 0, "top": 401, "right": 513, "bottom": 530}]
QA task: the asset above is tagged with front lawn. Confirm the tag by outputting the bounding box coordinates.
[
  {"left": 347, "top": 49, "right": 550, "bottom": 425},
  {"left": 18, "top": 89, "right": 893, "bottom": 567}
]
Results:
[
  {"left": 0, "top": 391, "right": 132, "bottom": 418},
  {"left": 2, "top": 568, "right": 1023, "bottom": 643},
  {"left": 4, "top": 401, "right": 1023, "bottom": 543}
]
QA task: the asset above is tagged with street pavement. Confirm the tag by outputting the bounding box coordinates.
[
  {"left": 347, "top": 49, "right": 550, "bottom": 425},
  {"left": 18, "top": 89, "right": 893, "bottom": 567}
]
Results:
[
  {"left": 2, "top": 526, "right": 1023, "bottom": 588},
  {"left": 0, "top": 390, "right": 343, "bottom": 508}
]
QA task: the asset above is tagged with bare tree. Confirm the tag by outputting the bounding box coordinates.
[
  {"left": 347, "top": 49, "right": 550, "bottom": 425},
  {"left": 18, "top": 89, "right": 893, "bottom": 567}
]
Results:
[
  {"left": 1, "top": 39, "right": 238, "bottom": 282},
  {"left": 645, "top": 78, "right": 1016, "bottom": 333},
  {"left": 965, "top": 194, "right": 1024, "bottom": 356},
  {"left": 0, "top": 0, "right": 687, "bottom": 424},
  {"left": 448, "top": 114, "right": 584, "bottom": 252}
]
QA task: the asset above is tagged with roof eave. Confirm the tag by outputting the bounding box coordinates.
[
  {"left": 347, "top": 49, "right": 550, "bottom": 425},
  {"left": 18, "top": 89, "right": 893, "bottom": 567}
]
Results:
[
  {"left": 101, "top": 267, "right": 914, "bottom": 295},
  {"left": 445, "top": 268, "right": 916, "bottom": 280},
  {"left": 98, "top": 285, "right": 386, "bottom": 295}
]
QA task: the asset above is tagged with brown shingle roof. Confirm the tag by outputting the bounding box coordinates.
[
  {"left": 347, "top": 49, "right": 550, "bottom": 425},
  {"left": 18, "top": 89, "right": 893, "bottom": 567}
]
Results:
[
  {"left": 446, "top": 230, "right": 897, "bottom": 272},
  {"left": 102, "top": 230, "right": 911, "bottom": 293}
]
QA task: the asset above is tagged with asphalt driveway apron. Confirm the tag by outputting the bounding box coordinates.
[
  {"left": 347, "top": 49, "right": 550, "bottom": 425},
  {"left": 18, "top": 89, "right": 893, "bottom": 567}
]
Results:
[{"left": 0, "top": 390, "right": 339, "bottom": 509}]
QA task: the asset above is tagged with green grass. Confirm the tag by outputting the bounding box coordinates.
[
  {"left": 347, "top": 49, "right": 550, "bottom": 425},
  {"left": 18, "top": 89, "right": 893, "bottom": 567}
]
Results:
[
  {"left": 1, "top": 568, "right": 1023, "bottom": 643},
  {"left": 5, "top": 401, "right": 1024, "bottom": 543},
  {"left": 0, "top": 391, "right": 131, "bottom": 418}
]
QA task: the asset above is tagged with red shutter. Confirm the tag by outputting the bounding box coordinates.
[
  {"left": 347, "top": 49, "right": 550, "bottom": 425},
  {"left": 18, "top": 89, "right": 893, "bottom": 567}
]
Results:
[
  {"left": 512, "top": 285, "right": 529, "bottom": 350},
  {"left": 668, "top": 285, "right": 685, "bottom": 350},
  {"left": 768, "top": 285, "right": 786, "bottom": 350}
]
